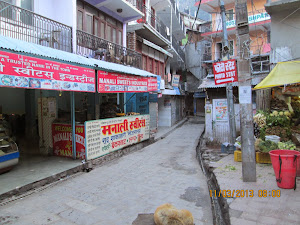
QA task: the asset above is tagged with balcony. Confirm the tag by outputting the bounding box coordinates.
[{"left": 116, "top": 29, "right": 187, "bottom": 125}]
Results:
[
  {"left": 77, "top": 30, "right": 142, "bottom": 69},
  {"left": 83, "top": 0, "right": 143, "bottom": 23},
  {"left": 0, "top": 0, "right": 72, "bottom": 52},
  {"left": 157, "top": 0, "right": 185, "bottom": 41},
  {"left": 128, "top": 4, "right": 170, "bottom": 47},
  {"left": 199, "top": 8, "right": 270, "bottom": 35}
]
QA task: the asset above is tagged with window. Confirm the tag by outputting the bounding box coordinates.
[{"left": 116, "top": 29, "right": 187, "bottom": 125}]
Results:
[
  {"left": 77, "top": 10, "right": 83, "bottom": 31},
  {"left": 149, "top": 58, "right": 153, "bottom": 73},
  {"left": 143, "top": 56, "right": 147, "bottom": 71},
  {"left": 86, "top": 13, "right": 93, "bottom": 34},
  {"left": 226, "top": 9, "right": 234, "bottom": 21},
  {"left": 107, "top": 25, "right": 111, "bottom": 41},
  {"left": 160, "top": 63, "right": 164, "bottom": 76},
  {"left": 112, "top": 28, "right": 116, "bottom": 43},
  {"left": 229, "top": 40, "right": 234, "bottom": 56},
  {"left": 118, "top": 30, "right": 122, "bottom": 46},
  {"left": 77, "top": 0, "right": 123, "bottom": 45},
  {"left": 154, "top": 60, "right": 158, "bottom": 75}
]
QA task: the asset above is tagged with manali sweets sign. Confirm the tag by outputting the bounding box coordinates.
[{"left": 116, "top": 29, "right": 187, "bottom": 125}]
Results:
[{"left": 85, "top": 115, "right": 150, "bottom": 160}]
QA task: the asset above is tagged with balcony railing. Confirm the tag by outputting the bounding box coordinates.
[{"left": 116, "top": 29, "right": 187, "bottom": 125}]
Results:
[
  {"left": 0, "top": 0, "right": 72, "bottom": 52},
  {"left": 77, "top": 30, "right": 142, "bottom": 69},
  {"left": 136, "top": 4, "right": 170, "bottom": 41},
  {"left": 126, "top": 0, "right": 144, "bottom": 11}
]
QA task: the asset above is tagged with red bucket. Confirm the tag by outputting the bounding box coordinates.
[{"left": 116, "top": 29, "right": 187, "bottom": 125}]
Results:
[{"left": 269, "top": 150, "right": 300, "bottom": 189}]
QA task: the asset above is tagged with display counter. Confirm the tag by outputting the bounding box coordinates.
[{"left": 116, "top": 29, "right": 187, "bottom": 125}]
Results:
[{"left": 0, "top": 118, "right": 19, "bottom": 174}]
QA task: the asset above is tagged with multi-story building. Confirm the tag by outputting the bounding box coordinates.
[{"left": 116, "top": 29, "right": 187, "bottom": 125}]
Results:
[
  {"left": 196, "top": 0, "right": 272, "bottom": 143},
  {"left": 0, "top": 0, "right": 158, "bottom": 160},
  {"left": 127, "top": 0, "right": 186, "bottom": 127},
  {"left": 196, "top": 0, "right": 271, "bottom": 77},
  {"left": 180, "top": 11, "right": 207, "bottom": 116}
]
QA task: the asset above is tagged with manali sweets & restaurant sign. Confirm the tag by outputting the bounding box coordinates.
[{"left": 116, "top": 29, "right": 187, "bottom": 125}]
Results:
[
  {"left": 85, "top": 115, "right": 150, "bottom": 160},
  {"left": 98, "top": 71, "right": 157, "bottom": 93},
  {"left": 0, "top": 50, "right": 95, "bottom": 92},
  {"left": 52, "top": 123, "right": 86, "bottom": 159}
]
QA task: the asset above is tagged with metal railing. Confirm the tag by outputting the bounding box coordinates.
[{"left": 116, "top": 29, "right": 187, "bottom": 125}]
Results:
[
  {"left": 136, "top": 4, "right": 170, "bottom": 41},
  {"left": 0, "top": 0, "right": 72, "bottom": 52},
  {"left": 77, "top": 30, "right": 142, "bottom": 69},
  {"left": 125, "top": 0, "right": 144, "bottom": 12}
]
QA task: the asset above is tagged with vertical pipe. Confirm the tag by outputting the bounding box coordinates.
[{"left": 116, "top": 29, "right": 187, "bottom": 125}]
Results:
[
  {"left": 123, "top": 23, "right": 126, "bottom": 47},
  {"left": 71, "top": 92, "right": 76, "bottom": 159},
  {"left": 220, "top": 0, "right": 236, "bottom": 144}
]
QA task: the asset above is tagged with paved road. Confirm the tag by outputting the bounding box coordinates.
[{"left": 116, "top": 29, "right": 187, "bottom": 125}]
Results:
[{"left": 0, "top": 119, "right": 213, "bottom": 225}]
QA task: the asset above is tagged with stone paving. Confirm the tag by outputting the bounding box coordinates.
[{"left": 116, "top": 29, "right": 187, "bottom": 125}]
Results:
[
  {"left": 0, "top": 118, "right": 213, "bottom": 225},
  {"left": 210, "top": 155, "right": 300, "bottom": 225}
]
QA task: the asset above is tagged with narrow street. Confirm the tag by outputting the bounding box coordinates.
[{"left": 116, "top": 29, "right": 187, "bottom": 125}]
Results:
[{"left": 0, "top": 118, "right": 213, "bottom": 225}]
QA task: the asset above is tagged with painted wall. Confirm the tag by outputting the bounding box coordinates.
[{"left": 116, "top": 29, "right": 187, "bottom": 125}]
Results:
[
  {"left": 34, "top": 0, "right": 75, "bottom": 27},
  {"left": 269, "top": 7, "right": 300, "bottom": 62}
]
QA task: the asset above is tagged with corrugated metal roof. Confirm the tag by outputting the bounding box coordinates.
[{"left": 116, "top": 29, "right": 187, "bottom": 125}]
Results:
[
  {"left": 0, "top": 35, "right": 157, "bottom": 77},
  {"left": 198, "top": 75, "right": 267, "bottom": 89}
]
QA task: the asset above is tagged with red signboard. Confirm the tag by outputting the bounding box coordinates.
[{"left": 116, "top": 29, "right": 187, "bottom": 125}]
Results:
[
  {"left": 213, "top": 59, "right": 238, "bottom": 85},
  {"left": 0, "top": 50, "right": 95, "bottom": 92},
  {"left": 52, "top": 123, "right": 85, "bottom": 159},
  {"left": 98, "top": 71, "right": 157, "bottom": 93}
]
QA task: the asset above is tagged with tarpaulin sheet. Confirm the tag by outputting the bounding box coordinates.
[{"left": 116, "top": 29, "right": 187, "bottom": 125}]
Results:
[{"left": 254, "top": 61, "right": 300, "bottom": 90}]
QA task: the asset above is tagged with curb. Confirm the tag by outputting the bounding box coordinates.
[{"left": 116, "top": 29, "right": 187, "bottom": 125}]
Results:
[{"left": 196, "top": 132, "right": 231, "bottom": 225}]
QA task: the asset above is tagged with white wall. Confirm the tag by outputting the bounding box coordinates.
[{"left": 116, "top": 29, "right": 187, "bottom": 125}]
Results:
[{"left": 34, "top": 0, "right": 75, "bottom": 27}]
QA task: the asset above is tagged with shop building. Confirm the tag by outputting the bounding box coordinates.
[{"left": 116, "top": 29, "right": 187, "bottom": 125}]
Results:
[
  {"left": 195, "top": 0, "right": 272, "bottom": 143},
  {"left": 0, "top": 0, "right": 158, "bottom": 195},
  {"left": 127, "top": 0, "right": 186, "bottom": 128}
]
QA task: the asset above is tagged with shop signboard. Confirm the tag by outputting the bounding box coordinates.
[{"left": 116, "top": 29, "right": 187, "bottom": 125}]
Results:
[
  {"left": 213, "top": 99, "right": 228, "bottom": 121},
  {"left": 226, "top": 12, "right": 271, "bottom": 28},
  {"left": 171, "top": 75, "right": 180, "bottom": 87},
  {"left": 97, "top": 71, "right": 157, "bottom": 93},
  {"left": 213, "top": 59, "right": 238, "bottom": 85},
  {"left": 52, "top": 123, "right": 86, "bottom": 159},
  {"left": 85, "top": 115, "right": 150, "bottom": 160},
  {"left": 0, "top": 50, "right": 95, "bottom": 92}
]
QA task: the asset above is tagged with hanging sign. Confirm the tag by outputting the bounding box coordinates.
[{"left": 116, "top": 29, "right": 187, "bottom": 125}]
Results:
[
  {"left": 85, "top": 115, "right": 150, "bottom": 160},
  {"left": 52, "top": 123, "right": 86, "bottom": 159},
  {"left": 0, "top": 50, "right": 95, "bottom": 92},
  {"left": 213, "top": 59, "right": 238, "bottom": 85},
  {"left": 97, "top": 71, "right": 157, "bottom": 93}
]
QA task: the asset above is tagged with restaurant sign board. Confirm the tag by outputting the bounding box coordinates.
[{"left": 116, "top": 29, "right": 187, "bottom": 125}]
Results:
[{"left": 0, "top": 50, "right": 95, "bottom": 92}]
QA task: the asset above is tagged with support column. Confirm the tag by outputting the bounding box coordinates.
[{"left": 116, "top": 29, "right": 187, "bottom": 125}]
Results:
[{"left": 71, "top": 92, "right": 76, "bottom": 160}]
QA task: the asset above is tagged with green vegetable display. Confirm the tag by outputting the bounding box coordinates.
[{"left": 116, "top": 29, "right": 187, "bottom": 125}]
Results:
[
  {"left": 278, "top": 141, "right": 296, "bottom": 150},
  {"left": 258, "top": 140, "right": 278, "bottom": 153}
]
